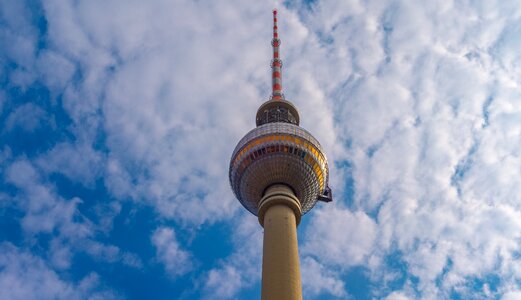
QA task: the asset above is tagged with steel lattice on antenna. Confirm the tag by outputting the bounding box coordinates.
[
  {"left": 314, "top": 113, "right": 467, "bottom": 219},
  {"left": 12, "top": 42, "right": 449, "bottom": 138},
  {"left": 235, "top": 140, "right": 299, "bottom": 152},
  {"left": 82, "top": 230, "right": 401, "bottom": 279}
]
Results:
[{"left": 271, "top": 9, "right": 284, "bottom": 100}]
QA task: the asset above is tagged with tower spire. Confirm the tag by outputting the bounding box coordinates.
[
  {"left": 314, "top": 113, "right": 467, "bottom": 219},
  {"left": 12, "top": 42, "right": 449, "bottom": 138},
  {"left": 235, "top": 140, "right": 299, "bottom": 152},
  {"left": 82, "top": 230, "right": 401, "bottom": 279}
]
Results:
[{"left": 271, "top": 9, "right": 284, "bottom": 100}]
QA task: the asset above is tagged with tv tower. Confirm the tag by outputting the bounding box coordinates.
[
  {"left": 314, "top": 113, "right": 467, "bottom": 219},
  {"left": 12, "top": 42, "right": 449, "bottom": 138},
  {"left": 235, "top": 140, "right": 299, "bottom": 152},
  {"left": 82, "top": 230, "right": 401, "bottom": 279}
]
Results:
[{"left": 229, "top": 9, "right": 332, "bottom": 300}]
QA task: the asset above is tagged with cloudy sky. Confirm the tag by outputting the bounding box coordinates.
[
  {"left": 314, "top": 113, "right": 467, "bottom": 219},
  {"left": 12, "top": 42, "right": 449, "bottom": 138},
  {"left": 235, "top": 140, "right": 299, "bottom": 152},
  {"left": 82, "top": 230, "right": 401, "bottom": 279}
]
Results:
[{"left": 1, "top": 0, "right": 520, "bottom": 299}]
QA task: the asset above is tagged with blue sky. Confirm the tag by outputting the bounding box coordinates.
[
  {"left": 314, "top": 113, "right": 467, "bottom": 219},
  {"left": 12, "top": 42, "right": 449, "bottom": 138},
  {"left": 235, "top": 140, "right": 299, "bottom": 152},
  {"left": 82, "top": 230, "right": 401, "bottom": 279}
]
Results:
[{"left": 1, "top": 0, "right": 521, "bottom": 299}]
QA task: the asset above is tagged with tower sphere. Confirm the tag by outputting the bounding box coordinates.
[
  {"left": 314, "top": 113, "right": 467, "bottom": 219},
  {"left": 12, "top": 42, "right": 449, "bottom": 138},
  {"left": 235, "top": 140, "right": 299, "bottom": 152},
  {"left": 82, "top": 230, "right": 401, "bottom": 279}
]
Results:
[{"left": 229, "top": 112, "right": 329, "bottom": 215}]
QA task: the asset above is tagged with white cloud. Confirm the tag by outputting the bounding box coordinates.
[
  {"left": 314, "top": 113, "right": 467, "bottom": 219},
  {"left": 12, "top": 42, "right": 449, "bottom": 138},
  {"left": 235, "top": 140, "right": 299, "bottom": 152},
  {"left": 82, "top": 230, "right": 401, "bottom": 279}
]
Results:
[
  {"left": 4, "top": 103, "right": 49, "bottom": 133},
  {"left": 384, "top": 291, "right": 411, "bottom": 300},
  {"left": 151, "top": 226, "right": 192, "bottom": 278},
  {"left": 36, "top": 50, "right": 76, "bottom": 95},
  {"left": 3, "top": 159, "right": 141, "bottom": 269},
  {"left": 301, "top": 257, "right": 347, "bottom": 298},
  {"left": 203, "top": 265, "right": 243, "bottom": 300},
  {"left": 36, "top": 141, "right": 104, "bottom": 186},
  {"left": 201, "top": 215, "right": 263, "bottom": 299},
  {"left": 0, "top": 0, "right": 38, "bottom": 89},
  {"left": 5, "top": 159, "right": 92, "bottom": 236},
  {"left": 303, "top": 206, "right": 377, "bottom": 267},
  {"left": 0, "top": 243, "right": 120, "bottom": 300},
  {"left": 502, "top": 290, "right": 521, "bottom": 300}
]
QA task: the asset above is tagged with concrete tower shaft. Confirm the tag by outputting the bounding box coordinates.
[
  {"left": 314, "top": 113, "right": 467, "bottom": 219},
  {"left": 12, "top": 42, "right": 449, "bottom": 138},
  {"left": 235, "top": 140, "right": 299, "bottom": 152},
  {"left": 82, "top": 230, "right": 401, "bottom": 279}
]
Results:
[{"left": 259, "top": 185, "right": 302, "bottom": 299}]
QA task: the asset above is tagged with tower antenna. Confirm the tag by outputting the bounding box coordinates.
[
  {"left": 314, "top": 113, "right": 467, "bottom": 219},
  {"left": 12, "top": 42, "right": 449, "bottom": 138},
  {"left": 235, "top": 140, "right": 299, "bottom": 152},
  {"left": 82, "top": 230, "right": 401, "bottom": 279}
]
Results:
[{"left": 271, "top": 9, "right": 284, "bottom": 100}]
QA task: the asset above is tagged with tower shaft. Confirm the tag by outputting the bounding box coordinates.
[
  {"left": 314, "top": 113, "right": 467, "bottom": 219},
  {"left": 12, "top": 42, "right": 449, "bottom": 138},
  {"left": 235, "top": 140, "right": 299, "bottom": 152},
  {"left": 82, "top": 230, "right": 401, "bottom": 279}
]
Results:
[{"left": 258, "top": 185, "right": 302, "bottom": 300}]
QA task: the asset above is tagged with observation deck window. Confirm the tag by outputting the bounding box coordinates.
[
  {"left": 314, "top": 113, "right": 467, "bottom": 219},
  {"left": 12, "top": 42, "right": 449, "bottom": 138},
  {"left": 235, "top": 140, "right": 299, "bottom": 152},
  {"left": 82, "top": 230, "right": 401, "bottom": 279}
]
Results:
[{"left": 257, "top": 106, "right": 298, "bottom": 126}]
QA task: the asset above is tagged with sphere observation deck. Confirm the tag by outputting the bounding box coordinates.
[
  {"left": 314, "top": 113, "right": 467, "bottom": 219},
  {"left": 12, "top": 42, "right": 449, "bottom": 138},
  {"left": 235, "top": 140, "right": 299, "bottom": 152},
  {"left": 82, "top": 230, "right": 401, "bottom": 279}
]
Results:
[{"left": 229, "top": 99, "right": 332, "bottom": 216}]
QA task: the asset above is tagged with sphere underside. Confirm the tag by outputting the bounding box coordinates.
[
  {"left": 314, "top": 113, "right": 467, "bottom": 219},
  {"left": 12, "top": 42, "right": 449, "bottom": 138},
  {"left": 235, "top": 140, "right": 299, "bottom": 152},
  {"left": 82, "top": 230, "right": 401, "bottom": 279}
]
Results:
[{"left": 229, "top": 123, "right": 329, "bottom": 215}]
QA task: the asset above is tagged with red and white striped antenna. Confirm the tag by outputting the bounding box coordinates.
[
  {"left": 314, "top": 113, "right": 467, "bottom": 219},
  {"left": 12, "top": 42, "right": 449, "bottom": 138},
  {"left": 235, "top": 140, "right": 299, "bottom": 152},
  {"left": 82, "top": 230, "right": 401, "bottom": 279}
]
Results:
[{"left": 271, "top": 9, "right": 284, "bottom": 100}]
